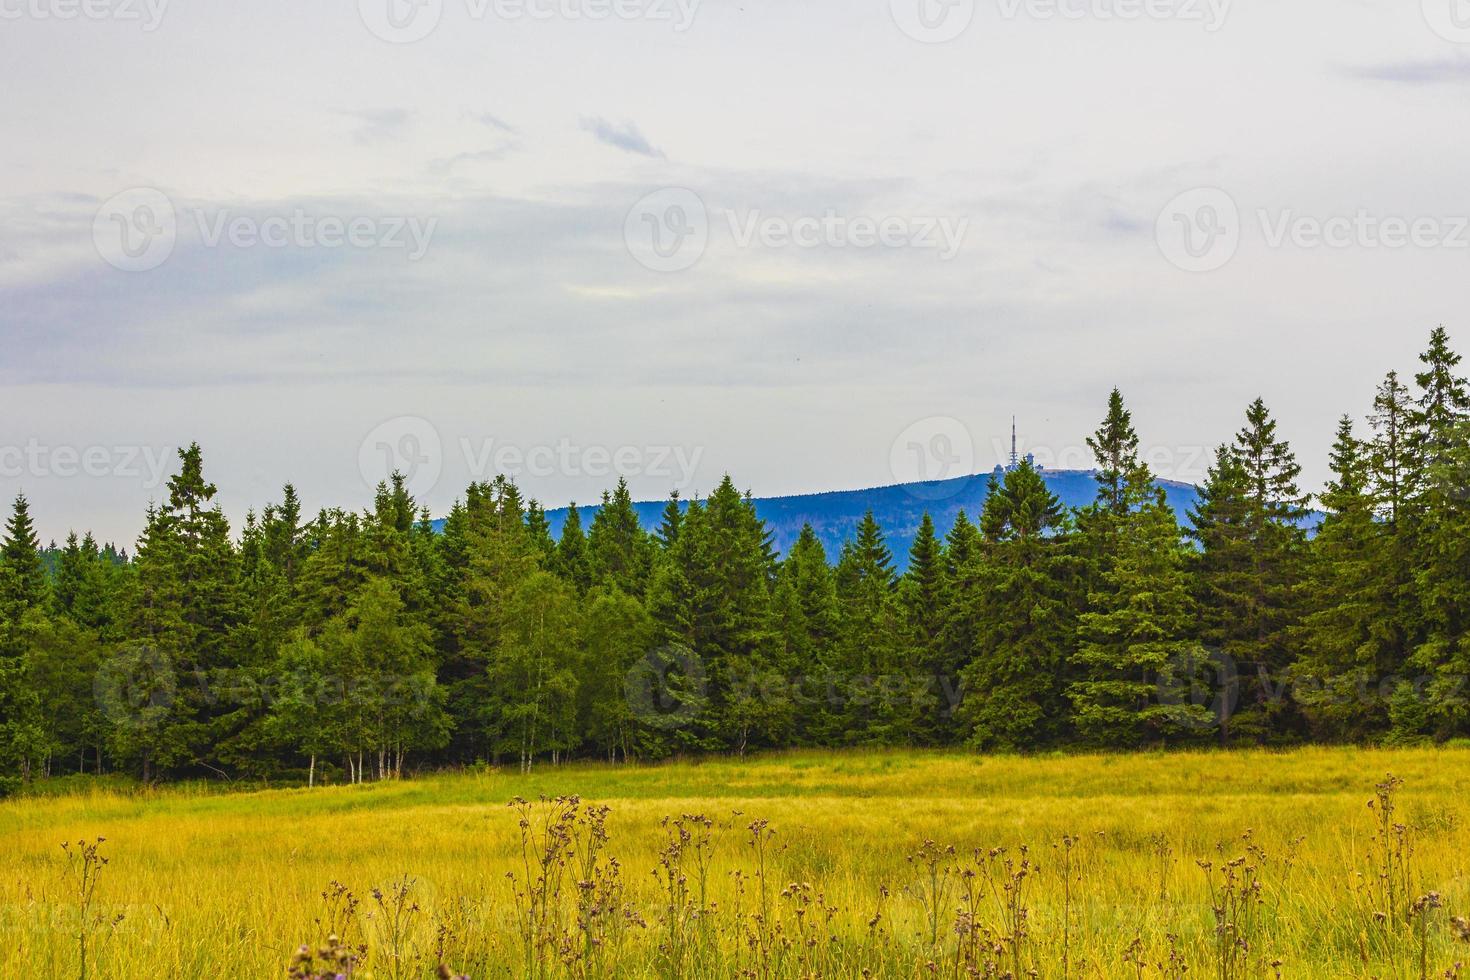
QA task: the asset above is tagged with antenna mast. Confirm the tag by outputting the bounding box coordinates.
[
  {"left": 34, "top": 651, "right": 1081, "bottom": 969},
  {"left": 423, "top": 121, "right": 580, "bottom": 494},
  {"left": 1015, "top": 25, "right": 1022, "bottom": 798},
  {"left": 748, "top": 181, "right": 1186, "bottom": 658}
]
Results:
[{"left": 1010, "top": 416, "right": 1018, "bottom": 470}]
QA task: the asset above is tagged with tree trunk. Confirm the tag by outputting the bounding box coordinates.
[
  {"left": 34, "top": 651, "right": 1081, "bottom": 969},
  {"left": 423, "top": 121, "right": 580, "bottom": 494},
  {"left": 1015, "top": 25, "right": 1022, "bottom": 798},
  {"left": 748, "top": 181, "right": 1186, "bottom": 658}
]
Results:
[{"left": 308, "top": 754, "right": 316, "bottom": 788}]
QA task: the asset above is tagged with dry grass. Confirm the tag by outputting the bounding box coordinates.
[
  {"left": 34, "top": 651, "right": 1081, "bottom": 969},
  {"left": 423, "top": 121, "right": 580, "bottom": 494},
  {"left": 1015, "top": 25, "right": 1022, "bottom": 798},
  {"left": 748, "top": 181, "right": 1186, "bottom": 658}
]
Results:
[{"left": 2, "top": 747, "right": 1469, "bottom": 977}]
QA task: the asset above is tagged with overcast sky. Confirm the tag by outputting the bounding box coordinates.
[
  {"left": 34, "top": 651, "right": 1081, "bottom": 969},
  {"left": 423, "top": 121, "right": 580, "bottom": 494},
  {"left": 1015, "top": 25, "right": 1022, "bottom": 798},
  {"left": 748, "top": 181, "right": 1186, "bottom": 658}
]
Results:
[{"left": 3, "top": 0, "right": 1469, "bottom": 546}]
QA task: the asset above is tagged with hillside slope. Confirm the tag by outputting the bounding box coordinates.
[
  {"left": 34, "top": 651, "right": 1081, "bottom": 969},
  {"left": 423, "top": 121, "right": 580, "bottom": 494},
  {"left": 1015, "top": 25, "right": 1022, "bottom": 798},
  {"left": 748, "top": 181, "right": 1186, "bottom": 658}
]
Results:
[{"left": 538, "top": 469, "right": 1205, "bottom": 569}]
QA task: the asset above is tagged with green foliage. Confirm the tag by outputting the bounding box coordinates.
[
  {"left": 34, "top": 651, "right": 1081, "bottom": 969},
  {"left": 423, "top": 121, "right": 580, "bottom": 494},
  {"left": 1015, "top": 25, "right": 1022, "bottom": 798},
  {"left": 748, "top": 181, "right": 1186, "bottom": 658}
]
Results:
[
  {"left": 959, "top": 462, "right": 1073, "bottom": 750},
  {"left": 5, "top": 329, "right": 1470, "bottom": 791}
]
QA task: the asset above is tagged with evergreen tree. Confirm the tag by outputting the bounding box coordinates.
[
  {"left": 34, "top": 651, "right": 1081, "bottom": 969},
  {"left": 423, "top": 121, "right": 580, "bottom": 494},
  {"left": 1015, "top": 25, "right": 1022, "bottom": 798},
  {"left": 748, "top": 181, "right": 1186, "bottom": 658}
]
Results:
[
  {"left": 587, "top": 479, "right": 653, "bottom": 597},
  {"left": 1190, "top": 400, "right": 1309, "bottom": 744},
  {"left": 959, "top": 463, "right": 1073, "bottom": 749},
  {"left": 1, "top": 495, "right": 48, "bottom": 611},
  {"left": 553, "top": 503, "right": 593, "bottom": 593},
  {"left": 1070, "top": 392, "right": 1208, "bottom": 746},
  {"left": 646, "top": 478, "right": 784, "bottom": 753},
  {"left": 829, "top": 513, "right": 904, "bottom": 743},
  {"left": 898, "top": 513, "right": 949, "bottom": 744},
  {"left": 1086, "top": 388, "right": 1149, "bottom": 516},
  {"left": 771, "top": 525, "right": 838, "bottom": 743},
  {"left": 655, "top": 491, "right": 683, "bottom": 551},
  {"left": 525, "top": 501, "right": 557, "bottom": 568},
  {"left": 1294, "top": 418, "right": 1397, "bottom": 739},
  {"left": 935, "top": 510, "right": 983, "bottom": 725},
  {"left": 1070, "top": 489, "right": 1206, "bottom": 746},
  {"left": 1406, "top": 329, "right": 1470, "bottom": 737}
]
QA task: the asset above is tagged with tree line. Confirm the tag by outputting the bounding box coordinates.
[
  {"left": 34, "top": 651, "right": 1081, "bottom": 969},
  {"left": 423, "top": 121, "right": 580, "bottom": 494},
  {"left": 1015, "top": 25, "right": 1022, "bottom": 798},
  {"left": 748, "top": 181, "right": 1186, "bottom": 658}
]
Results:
[{"left": 0, "top": 327, "right": 1467, "bottom": 791}]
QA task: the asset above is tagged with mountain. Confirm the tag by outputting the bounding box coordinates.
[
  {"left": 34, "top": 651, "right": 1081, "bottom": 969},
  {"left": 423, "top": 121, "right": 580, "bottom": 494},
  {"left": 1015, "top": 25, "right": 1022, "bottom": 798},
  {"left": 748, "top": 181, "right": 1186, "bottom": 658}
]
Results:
[{"left": 530, "top": 469, "right": 1208, "bottom": 571}]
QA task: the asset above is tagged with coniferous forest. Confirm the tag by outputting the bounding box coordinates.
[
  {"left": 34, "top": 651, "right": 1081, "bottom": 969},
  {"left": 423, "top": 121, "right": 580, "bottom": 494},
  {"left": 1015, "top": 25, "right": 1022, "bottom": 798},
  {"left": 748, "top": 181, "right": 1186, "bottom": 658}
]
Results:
[{"left": 1, "top": 327, "right": 1467, "bottom": 793}]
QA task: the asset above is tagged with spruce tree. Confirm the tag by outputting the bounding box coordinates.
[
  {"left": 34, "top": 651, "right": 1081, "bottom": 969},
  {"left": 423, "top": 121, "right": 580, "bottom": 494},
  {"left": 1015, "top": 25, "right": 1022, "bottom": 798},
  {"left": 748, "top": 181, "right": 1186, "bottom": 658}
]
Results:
[
  {"left": 587, "top": 478, "right": 653, "bottom": 597},
  {"left": 1069, "top": 391, "right": 1206, "bottom": 746},
  {"left": 831, "top": 513, "right": 904, "bottom": 743},
  {"left": 553, "top": 503, "right": 593, "bottom": 593},
  {"left": 1406, "top": 328, "right": 1470, "bottom": 737},
  {"left": 1189, "top": 400, "right": 1309, "bottom": 744},
  {"left": 655, "top": 491, "right": 683, "bottom": 550},
  {"left": 1294, "top": 417, "right": 1397, "bottom": 738},
  {"left": 771, "top": 525, "right": 838, "bottom": 744},
  {"left": 958, "top": 463, "right": 1072, "bottom": 750},
  {"left": 1070, "top": 487, "right": 1205, "bottom": 746},
  {"left": 899, "top": 513, "right": 949, "bottom": 743}
]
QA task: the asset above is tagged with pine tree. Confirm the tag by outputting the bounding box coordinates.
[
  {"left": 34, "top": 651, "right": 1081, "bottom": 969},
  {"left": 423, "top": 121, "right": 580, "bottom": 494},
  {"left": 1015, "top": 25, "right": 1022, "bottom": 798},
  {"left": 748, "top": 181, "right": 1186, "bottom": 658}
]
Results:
[
  {"left": 587, "top": 478, "right": 653, "bottom": 597},
  {"left": 655, "top": 491, "right": 683, "bottom": 550},
  {"left": 1368, "top": 370, "right": 1420, "bottom": 678},
  {"left": 1070, "top": 488, "right": 1205, "bottom": 746},
  {"left": 646, "top": 478, "right": 784, "bottom": 753},
  {"left": 525, "top": 501, "right": 557, "bottom": 568},
  {"left": 1086, "top": 388, "right": 1149, "bottom": 516},
  {"left": 1, "top": 495, "right": 48, "bottom": 611},
  {"left": 1410, "top": 326, "right": 1470, "bottom": 480},
  {"left": 1189, "top": 399, "right": 1309, "bottom": 744},
  {"left": 899, "top": 513, "right": 949, "bottom": 744},
  {"left": 959, "top": 463, "right": 1073, "bottom": 749},
  {"left": 1069, "top": 391, "right": 1207, "bottom": 746},
  {"left": 830, "top": 513, "right": 904, "bottom": 743},
  {"left": 935, "top": 510, "right": 982, "bottom": 721},
  {"left": 771, "top": 524, "right": 838, "bottom": 744},
  {"left": 1371, "top": 371, "right": 1415, "bottom": 532},
  {"left": 553, "top": 503, "right": 593, "bottom": 593},
  {"left": 1294, "top": 417, "right": 1397, "bottom": 739},
  {"left": 0, "top": 495, "right": 49, "bottom": 788},
  {"left": 1405, "top": 328, "right": 1470, "bottom": 738}
]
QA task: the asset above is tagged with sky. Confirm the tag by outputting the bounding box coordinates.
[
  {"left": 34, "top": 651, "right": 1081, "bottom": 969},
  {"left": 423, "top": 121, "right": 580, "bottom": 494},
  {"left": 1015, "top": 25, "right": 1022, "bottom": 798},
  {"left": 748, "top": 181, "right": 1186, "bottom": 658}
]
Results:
[{"left": 3, "top": 0, "right": 1469, "bottom": 546}]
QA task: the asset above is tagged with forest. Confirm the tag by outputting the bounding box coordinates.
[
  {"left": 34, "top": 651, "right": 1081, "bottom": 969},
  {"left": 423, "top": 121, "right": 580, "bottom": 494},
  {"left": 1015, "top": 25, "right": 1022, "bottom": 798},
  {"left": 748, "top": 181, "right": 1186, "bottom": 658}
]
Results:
[{"left": 0, "top": 326, "right": 1466, "bottom": 792}]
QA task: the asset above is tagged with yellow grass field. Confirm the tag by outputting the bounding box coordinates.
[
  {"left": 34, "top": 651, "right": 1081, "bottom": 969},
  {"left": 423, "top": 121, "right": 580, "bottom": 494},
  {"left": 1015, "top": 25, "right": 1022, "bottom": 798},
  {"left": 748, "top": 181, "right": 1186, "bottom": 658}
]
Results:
[{"left": 3, "top": 748, "right": 1469, "bottom": 978}]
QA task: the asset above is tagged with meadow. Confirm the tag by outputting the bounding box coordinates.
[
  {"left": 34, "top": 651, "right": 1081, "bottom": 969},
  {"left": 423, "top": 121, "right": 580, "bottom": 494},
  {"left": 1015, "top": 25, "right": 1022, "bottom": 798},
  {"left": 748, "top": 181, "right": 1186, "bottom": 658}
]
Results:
[{"left": 2, "top": 748, "right": 1469, "bottom": 978}]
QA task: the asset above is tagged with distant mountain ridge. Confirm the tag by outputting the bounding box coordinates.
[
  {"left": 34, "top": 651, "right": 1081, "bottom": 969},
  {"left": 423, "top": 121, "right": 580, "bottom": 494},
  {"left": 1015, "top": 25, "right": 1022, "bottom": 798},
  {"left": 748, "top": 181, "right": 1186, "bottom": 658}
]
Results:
[{"left": 535, "top": 469, "right": 1208, "bottom": 571}]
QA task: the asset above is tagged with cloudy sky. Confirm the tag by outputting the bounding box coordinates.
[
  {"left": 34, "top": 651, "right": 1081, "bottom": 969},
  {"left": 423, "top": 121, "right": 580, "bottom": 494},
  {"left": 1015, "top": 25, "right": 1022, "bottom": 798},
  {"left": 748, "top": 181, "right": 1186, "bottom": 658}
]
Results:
[{"left": 3, "top": 0, "right": 1469, "bottom": 545}]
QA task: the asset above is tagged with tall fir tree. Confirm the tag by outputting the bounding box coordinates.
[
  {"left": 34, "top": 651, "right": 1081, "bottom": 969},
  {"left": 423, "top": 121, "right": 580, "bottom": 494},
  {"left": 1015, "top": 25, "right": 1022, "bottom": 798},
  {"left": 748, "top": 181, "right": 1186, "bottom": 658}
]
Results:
[
  {"left": 1190, "top": 400, "right": 1309, "bottom": 744},
  {"left": 1070, "top": 391, "right": 1208, "bottom": 746},
  {"left": 959, "top": 462, "right": 1073, "bottom": 749},
  {"left": 1294, "top": 417, "right": 1398, "bottom": 739},
  {"left": 587, "top": 478, "right": 653, "bottom": 598},
  {"left": 898, "top": 513, "right": 949, "bottom": 744},
  {"left": 553, "top": 503, "right": 593, "bottom": 593}
]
